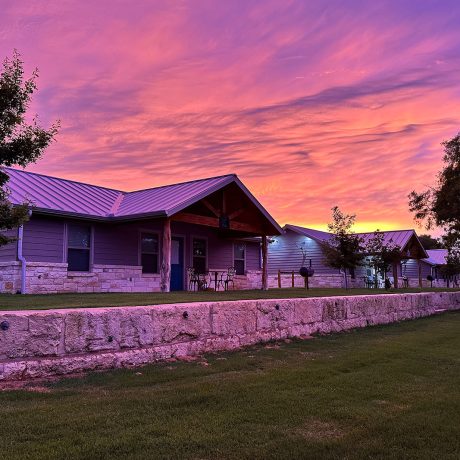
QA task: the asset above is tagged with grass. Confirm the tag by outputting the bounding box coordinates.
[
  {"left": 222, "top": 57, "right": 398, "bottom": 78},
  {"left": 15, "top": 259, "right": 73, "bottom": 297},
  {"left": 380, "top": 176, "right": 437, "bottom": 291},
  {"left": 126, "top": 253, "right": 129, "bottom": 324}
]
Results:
[
  {"left": 1, "top": 311, "right": 460, "bottom": 459},
  {"left": 0, "top": 287, "right": 458, "bottom": 311}
]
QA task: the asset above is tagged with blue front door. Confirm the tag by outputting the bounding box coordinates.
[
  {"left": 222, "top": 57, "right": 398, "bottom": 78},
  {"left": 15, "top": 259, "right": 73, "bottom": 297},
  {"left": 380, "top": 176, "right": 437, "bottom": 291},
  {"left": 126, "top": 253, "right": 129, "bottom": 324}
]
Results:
[{"left": 170, "top": 237, "right": 184, "bottom": 291}]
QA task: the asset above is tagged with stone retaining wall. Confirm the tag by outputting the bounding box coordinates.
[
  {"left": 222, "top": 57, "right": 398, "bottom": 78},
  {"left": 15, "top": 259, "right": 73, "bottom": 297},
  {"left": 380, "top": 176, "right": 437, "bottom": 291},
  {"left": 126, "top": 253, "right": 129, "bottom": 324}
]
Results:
[{"left": 1, "top": 291, "right": 459, "bottom": 381}]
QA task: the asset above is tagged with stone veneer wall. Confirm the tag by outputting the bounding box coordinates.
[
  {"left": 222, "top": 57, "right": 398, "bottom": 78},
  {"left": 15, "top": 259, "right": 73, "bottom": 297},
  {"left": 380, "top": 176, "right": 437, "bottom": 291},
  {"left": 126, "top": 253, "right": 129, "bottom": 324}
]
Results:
[
  {"left": 0, "top": 262, "right": 161, "bottom": 294},
  {"left": 1, "top": 291, "right": 459, "bottom": 381},
  {"left": 0, "top": 263, "right": 262, "bottom": 294}
]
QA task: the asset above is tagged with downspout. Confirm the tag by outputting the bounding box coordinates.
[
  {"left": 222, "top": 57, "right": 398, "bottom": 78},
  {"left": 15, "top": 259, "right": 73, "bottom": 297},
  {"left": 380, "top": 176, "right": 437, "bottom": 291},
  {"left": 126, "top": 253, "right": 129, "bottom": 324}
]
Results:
[{"left": 17, "top": 210, "right": 32, "bottom": 294}]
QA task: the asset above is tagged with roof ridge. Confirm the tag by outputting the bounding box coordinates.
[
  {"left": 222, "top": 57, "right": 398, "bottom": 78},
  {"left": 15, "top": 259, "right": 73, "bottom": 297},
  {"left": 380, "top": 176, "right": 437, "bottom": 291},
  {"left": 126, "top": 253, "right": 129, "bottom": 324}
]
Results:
[
  {"left": 286, "top": 224, "right": 416, "bottom": 235},
  {"left": 4, "top": 167, "right": 124, "bottom": 193},
  {"left": 125, "top": 173, "right": 237, "bottom": 195},
  {"left": 356, "top": 229, "right": 415, "bottom": 234}
]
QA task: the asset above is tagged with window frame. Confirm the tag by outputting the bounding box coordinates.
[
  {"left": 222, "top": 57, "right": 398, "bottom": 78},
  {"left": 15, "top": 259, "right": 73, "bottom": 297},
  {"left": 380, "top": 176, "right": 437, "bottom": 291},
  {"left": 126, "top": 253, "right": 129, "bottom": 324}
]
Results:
[
  {"left": 65, "top": 222, "right": 93, "bottom": 272},
  {"left": 191, "top": 236, "right": 208, "bottom": 274},
  {"left": 139, "top": 231, "right": 160, "bottom": 274},
  {"left": 233, "top": 242, "right": 246, "bottom": 275}
]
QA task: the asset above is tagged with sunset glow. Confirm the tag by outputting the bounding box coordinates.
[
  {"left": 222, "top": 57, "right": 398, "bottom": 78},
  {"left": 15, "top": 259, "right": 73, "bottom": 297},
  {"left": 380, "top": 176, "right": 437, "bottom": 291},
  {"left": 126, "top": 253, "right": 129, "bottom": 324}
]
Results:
[{"left": 2, "top": 0, "right": 459, "bottom": 232}]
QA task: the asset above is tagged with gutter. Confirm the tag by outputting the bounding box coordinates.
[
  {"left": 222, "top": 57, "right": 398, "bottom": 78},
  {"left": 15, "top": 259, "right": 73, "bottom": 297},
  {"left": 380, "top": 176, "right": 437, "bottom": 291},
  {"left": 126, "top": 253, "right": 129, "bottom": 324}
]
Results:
[{"left": 17, "top": 210, "right": 32, "bottom": 294}]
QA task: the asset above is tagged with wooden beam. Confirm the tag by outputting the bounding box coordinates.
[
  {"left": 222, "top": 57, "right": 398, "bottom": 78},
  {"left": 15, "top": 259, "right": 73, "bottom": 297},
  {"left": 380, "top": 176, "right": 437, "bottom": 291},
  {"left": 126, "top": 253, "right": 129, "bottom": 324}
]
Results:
[
  {"left": 172, "top": 212, "right": 264, "bottom": 234},
  {"left": 160, "top": 218, "right": 171, "bottom": 292},
  {"left": 229, "top": 220, "right": 263, "bottom": 234},
  {"left": 228, "top": 207, "right": 246, "bottom": 220},
  {"left": 222, "top": 190, "right": 227, "bottom": 215},
  {"left": 262, "top": 235, "right": 268, "bottom": 290},
  {"left": 202, "top": 199, "right": 220, "bottom": 217},
  {"left": 171, "top": 212, "right": 219, "bottom": 227}
]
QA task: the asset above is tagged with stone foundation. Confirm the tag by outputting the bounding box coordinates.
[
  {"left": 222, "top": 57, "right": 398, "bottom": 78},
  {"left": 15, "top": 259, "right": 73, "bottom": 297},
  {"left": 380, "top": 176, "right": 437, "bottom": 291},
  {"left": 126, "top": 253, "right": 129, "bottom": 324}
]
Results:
[
  {"left": 268, "top": 272, "right": 433, "bottom": 289},
  {"left": 268, "top": 272, "right": 363, "bottom": 289},
  {"left": 1, "top": 291, "right": 459, "bottom": 381},
  {"left": 0, "top": 262, "right": 263, "bottom": 294},
  {"left": 0, "top": 262, "right": 161, "bottom": 294}
]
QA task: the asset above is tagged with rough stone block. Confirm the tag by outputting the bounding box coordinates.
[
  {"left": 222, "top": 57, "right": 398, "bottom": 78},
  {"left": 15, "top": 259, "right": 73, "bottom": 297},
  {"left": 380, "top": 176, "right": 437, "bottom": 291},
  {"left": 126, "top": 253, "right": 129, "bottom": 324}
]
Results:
[
  {"left": 211, "top": 301, "right": 257, "bottom": 336},
  {"left": 152, "top": 303, "right": 211, "bottom": 344}
]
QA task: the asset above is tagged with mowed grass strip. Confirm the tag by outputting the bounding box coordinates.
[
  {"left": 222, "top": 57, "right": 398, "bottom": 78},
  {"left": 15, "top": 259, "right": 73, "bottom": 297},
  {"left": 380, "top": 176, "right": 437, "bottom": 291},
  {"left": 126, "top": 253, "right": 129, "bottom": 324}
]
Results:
[
  {"left": 1, "top": 312, "right": 460, "bottom": 459},
  {"left": 1, "top": 287, "right": 458, "bottom": 310}
]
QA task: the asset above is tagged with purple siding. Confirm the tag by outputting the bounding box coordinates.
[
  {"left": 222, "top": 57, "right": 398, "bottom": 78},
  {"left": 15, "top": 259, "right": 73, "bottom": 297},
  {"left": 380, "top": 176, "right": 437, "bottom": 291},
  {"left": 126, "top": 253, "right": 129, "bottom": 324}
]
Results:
[
  {"left": 0, "top": 228, "right": 18, "bottom": 261},
  {"left": 268, "top": 230, "right": 339, "bottom": 275},
  {"left": 403, "top": 259, "right": 432, "bottom": 279},
  {"left": 23, "top": 216, "right": 64, "bottom": 262},
  {"left": 20, "top": 215, "right": 259, "bottom": 274},
  {"left": 246, "top": 243, "right": 261, "bottom": 270},
  {"left": 93, "top": 221, "right": 163, "bottom": 266}
]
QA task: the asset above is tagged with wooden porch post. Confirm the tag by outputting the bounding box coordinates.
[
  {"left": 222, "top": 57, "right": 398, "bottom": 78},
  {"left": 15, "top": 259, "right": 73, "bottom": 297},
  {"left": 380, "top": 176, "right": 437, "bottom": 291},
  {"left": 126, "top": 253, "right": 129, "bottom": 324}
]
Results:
[
  {"left": 160, "top": 217, "right": 171, "bottom": 292},
  {"left": 418, "top": 258, "right": 423, "bottom": 288},
  {"left": 262, "top": 235, "right": 268, "bottom": 290},
  {"left": 392, "top": 262, "right": 399, "bottom": 289}
]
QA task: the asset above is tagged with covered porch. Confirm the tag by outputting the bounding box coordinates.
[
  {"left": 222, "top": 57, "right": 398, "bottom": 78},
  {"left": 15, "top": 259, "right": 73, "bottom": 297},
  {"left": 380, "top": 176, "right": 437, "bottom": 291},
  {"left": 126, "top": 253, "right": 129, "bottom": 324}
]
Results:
[{"left": 155, "top": 177, "right": 282, "bottom": 292}]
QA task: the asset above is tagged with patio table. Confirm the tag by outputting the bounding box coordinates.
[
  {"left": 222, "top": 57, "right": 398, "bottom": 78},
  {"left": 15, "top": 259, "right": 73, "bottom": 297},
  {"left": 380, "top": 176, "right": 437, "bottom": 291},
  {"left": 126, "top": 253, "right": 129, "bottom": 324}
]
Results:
[{"left": 208, "top": 269, "right": 227, "bottom": 291}]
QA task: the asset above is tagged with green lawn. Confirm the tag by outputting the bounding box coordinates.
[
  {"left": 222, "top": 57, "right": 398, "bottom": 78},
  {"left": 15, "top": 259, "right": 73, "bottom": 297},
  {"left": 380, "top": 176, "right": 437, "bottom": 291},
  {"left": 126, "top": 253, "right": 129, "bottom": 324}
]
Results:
[
  {"left": 0, "top": 287, "right": 458, "bottom": 310},
  {"left": 1, "top": 312, "right": 460, "bottom": 459}
]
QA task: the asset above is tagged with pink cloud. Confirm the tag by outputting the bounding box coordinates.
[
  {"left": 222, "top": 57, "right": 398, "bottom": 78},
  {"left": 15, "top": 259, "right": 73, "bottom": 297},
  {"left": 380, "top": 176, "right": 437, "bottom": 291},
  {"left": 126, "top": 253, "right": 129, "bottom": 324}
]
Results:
[{"left": 1, "top": 0, "right": 460, "bottom": 232}]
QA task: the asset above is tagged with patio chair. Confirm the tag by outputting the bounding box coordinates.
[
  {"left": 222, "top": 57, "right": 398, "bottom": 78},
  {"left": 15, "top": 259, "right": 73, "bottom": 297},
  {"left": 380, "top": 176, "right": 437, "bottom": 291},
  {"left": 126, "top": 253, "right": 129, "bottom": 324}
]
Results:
[
  {"left": 197, "top": 272, "right": 208, "bottom": 290},
  {"left": 223, "top": 267, "right": 236, "bottom": 291},
  {"left": 215, "top": 271, "right": 226, "bottom": 291},
  {"left": 187, "top": 267, "right": 199, "bottom": 291}
]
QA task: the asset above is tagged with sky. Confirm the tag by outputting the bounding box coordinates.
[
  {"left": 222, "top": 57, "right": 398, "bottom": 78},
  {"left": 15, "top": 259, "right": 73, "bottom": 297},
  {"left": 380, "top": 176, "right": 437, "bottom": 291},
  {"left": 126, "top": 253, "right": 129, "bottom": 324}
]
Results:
[{"left": 1, "top": 0, "right": 460, "bottom": 233}]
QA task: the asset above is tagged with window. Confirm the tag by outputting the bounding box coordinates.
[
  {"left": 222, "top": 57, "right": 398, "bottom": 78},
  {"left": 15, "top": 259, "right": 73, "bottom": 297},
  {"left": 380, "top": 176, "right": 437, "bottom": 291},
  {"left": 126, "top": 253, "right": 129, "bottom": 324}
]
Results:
[
  {"left": 234, "top": 243, "right": 246, "bottom": 275},
  {"left": 141, "top": 233, "right": 159, "bottom": 273},
  {"left": 67, "top": 224, "right": 91, "bottom": 271},
  {"left": 193, "top": 238, "right": 207, "bottom": 274}
]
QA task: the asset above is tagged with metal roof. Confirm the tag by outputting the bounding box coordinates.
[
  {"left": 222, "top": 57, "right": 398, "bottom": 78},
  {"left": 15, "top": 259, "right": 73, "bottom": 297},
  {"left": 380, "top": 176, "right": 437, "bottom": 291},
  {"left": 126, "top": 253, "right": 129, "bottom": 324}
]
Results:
[
  {"left": 423, "top": 249, "right": 448, "bottom": 266},
  {"left": 4, "top": 168, "right": 282, "bottom": 232},
  {"left": 5, "top": 167, "right": 120, "bottom": 217},
  {"left": 115, "top": 175, "right": 235, "bottom": 218},
  {"left": 284, "top": 224, "right": 427, "bottom": 256}
]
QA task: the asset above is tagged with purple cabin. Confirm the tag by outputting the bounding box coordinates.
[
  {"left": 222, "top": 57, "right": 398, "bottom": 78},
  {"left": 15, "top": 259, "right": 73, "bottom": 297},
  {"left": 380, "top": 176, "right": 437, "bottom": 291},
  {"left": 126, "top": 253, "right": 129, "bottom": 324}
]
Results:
[
  {"left": 267, "top": 225, "right": 436, "bottom": 289},
  {"left": 0, "top": 168, "right": 282, "bottom": 294}
]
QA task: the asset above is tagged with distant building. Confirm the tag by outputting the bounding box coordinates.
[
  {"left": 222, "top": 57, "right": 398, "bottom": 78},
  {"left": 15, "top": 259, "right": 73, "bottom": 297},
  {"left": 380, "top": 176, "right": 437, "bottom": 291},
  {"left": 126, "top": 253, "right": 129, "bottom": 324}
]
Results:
[{"left": 267, "top": 225, "right": 429, "bottom": 288}]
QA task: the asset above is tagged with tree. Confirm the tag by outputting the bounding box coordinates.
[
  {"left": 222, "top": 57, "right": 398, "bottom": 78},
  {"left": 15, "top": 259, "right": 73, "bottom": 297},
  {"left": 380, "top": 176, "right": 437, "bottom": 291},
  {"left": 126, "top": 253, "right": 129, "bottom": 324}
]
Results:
[
  {"left": 417, "top": 234, "right": 443, "bottom": 250},
  {"left": 409, "top": 133, "right": 460, "bottom": 275},
  {"left": 439, "top": 229, "right": 460, "bottom": 286},
  {"left": 322, "top": 206, "right": 364, "bottom": 289},
  {"left": 0, "top": 51, "right": 58, "bottom": 245},
  {"left": 364, "top": 231, "right": 402, "bottom": 289}
]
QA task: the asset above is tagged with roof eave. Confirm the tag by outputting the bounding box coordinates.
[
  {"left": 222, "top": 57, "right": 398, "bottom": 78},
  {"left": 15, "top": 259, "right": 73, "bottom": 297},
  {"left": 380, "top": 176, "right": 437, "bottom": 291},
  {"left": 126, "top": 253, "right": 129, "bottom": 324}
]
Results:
[{"left": 29, "top": 207, "right": 168, "bottom": 222}]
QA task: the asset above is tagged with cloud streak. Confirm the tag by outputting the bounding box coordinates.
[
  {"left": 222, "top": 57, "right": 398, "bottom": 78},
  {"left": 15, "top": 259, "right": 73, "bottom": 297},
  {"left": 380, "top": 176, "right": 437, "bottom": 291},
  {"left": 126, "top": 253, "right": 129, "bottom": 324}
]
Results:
[{"left": 1, "top": 0, "right": 460, "bottom": 231}]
